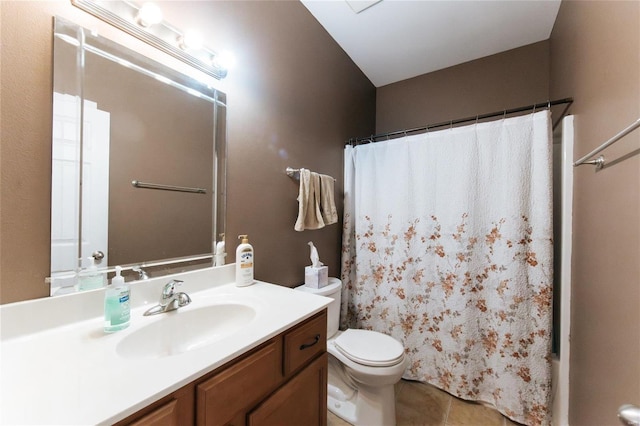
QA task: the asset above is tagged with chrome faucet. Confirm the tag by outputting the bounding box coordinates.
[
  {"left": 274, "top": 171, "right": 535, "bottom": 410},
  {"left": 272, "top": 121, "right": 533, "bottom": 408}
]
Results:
[{"left": 143, "top": 279, "right": 192, "bottom": 316}]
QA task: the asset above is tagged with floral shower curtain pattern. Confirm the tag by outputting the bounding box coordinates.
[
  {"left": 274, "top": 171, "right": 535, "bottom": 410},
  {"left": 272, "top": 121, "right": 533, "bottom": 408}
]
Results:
[{"left": 341, "top": 111, "right": 553, "bottom": 425}]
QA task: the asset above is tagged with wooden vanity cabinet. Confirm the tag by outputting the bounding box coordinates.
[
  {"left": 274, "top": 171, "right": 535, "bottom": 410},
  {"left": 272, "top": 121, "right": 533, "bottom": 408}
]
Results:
[{"left": 116, "top": 310, "right": 327, "bottom": 426}]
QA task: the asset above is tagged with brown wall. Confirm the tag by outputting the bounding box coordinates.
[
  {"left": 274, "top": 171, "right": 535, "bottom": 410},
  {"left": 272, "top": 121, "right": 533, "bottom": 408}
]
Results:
[
  {"left": 376, "top": 41, "right": 550, "bottom": 133},
  {"left": 550, "top": 1, "right": 640, "bottom": 424},
  {"left": 0, "top": 1, "right": 375, "bottom": 303}
]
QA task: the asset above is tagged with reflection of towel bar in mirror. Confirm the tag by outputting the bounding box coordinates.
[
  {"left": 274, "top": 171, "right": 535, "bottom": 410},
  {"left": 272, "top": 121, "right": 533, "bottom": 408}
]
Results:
[
  {"left": 286, "top": 167, "right": 336, "bottom": 181},
  {"left": 131, "top": 180, "right": 207, "bottom": 194}
]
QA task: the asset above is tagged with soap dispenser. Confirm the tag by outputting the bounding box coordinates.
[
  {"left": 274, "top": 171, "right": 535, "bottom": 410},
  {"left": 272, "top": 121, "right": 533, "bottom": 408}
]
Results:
[
  {"left": 104, "top": 266, "right": 130, "bottom": 332},
  {"left": 235, "top": 235, "right": 254, "bottom": 287},
  {"left": 78, "top": 257, "right": 105, "bottom": 291}
]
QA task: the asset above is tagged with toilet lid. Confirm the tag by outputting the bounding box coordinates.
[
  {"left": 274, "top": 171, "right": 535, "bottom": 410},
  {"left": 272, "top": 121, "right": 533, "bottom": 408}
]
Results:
[{"left": 334, "top": 329, "right": 404, "bottom": 367}]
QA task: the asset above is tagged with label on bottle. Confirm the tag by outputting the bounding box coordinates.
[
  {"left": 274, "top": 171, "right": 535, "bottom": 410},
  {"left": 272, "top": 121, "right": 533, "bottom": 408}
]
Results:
[
  {"left": 239, "top": 251, "right": 253, "bottom": 268},
  {"left": 78, "top": 274, "right": 104, "bottom": 291},
  {"left": 104, "top": 287, "right": 130, "bottom": 332},
  {"left": 238, "top": 250, "right": 254, "bottom": 285}
]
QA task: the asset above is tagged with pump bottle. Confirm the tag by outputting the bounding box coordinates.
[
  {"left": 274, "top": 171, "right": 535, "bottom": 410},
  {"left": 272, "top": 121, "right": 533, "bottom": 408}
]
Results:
[
  {"left": 235, "top": 235, "right": 254, "bottom": 287},
  {"left": 215, "top": 233, "right": 226, "bottom": 266},
  {"left": 78, "top": 257, "right": 105, "bottom": 291},
  {"left": 104, "top": 266, "right": 130, "bottom": 332}
]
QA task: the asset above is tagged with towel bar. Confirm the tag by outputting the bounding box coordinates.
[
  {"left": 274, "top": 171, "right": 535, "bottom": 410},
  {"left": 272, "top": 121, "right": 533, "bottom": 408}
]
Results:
[
  {"left": 286, "top": 167, "right": 336, "bottom": 181},
  {"left": 574, "top": 118, "right": 640, "bottom": 168}
]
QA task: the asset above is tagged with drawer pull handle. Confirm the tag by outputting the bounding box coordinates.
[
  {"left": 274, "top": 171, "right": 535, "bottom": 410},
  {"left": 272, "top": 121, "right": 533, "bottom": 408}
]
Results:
[{"left": 299, "top": 334, "right": 321, "bottom": 350}]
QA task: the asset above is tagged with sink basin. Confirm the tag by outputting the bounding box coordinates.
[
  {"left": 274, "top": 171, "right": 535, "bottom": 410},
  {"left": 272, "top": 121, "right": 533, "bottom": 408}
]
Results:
[{"left": 116, "top": 303, "right": 257, "bottom": 359}]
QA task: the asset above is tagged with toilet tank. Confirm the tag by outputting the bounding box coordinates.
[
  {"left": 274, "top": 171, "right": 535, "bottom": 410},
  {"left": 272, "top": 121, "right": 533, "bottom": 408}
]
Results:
[{"left": 295, "top": 278, "right": 341, "bottom": 338}]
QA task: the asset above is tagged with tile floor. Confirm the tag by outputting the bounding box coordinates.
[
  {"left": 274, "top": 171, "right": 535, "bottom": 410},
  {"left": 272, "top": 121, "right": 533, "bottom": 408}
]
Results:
[{"left": 327, "top": 379, "right": 522, "bottom": 426}]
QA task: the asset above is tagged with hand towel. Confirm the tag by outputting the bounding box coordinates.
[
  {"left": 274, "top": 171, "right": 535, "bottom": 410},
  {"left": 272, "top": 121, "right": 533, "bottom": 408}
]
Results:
[
  {"left": 294, "top": 169, "right": 325, "bottom": 231},
  {"left": 319, "top": 174, "right": 338, "bottom": 225}
]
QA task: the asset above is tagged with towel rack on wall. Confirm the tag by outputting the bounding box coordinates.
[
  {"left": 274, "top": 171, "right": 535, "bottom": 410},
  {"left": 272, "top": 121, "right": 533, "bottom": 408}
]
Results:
[
  {"left": 286, "top": 167, "right": 336, "bottom": 181},
  {"left": 131, "top": 180, "right": 207, "bottom": 194},
  {"left": 574, "top": 118, "right": 640, "bottom": 169}
]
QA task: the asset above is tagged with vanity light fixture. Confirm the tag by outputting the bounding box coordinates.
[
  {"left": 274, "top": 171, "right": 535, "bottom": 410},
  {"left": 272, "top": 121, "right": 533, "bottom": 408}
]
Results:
[{"left": 71, "top": 0, "right": 228, "bottom": 79}]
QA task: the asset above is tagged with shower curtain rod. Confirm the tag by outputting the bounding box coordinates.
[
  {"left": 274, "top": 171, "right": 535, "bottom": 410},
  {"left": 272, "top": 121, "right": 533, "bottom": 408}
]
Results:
[{"left": 348, "top": 97, "right": 574, "bottom": 145}]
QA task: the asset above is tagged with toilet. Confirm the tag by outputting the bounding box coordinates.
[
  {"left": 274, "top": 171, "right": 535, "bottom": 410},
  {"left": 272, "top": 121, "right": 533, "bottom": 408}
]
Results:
[{"left": 296, "top": 278, "right": 407, "bottom": 426}]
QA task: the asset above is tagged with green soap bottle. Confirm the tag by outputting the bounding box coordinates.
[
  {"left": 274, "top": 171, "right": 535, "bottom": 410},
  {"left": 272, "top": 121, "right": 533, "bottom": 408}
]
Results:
[
  {"left": 104, "top": 266, "right": 130, "bottom": 332},
  {"left": 78, "top": 257, "right": 105, "bottom": 291}
]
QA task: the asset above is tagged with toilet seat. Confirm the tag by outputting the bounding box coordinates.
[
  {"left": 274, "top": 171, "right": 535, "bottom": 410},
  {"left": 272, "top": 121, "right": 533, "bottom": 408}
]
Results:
[{"left": 334, "top": 329, "right": 405, "bottom": 367}]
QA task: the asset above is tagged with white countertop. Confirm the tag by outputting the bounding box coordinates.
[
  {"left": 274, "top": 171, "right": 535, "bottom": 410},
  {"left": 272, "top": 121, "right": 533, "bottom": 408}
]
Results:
[{"left": 0, "top": 265, "right": 331, "bottom": 425}]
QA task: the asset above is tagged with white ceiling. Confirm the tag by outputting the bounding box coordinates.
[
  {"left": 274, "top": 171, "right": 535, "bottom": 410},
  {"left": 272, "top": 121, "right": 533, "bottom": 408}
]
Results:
[{"left": 301, "top": 0, "right": 562, "bottom": 87}]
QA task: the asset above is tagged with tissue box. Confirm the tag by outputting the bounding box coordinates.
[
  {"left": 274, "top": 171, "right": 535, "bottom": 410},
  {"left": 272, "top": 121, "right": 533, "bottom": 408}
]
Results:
[{"left": 305, "top": 266, "right": 329, "bottom": 288}]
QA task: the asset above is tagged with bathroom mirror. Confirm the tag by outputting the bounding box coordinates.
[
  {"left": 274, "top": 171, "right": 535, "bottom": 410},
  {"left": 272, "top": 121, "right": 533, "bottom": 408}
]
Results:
[{"left": 50, "top": 17, "right": 227, "bottom": 295}]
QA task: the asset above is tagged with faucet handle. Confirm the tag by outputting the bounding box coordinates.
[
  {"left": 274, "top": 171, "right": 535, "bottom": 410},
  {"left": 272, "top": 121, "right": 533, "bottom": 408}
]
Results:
[{"left": 161, "top": 279, "right": 184, "bottom": 299}]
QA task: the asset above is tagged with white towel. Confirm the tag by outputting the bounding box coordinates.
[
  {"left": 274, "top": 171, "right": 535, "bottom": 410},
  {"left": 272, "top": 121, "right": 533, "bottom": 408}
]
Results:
[
  {"left": 319, "top": 174, "right": 338, "bottom": 225},
  {"left": 294, "top": 169, "right": 325, "bottom": 231}
]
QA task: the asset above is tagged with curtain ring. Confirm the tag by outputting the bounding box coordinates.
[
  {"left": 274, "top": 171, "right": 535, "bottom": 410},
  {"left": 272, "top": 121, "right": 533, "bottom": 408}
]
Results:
[
  {"left": 532, "top": 104, "right": 537, "bottom": 114},
  {"left": 450, "top": 120, "right": 453, "bottom": 129},
  {"left": 503, "top": 109, "right": 507, "bottom": 120},
  {"left": 475, "top": 115, "right": 479, "bottom": 125},
  {"left": 547, "top": 100, "right": 551, "bottom": 109}
]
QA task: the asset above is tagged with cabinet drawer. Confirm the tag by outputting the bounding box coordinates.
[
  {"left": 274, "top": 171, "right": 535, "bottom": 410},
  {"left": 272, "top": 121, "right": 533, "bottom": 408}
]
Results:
[
  {"left": 197, "top": 339, "right": 282, "bottom": 426},
  {"left": 283, "top": 310, "right": 327, "bottom": 376}
]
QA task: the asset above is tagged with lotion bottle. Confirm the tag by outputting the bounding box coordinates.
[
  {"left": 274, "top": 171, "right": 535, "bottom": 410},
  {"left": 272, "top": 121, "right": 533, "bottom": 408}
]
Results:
[
  {"left": 104, "top": 266, "right": 130, "bottom": 332},
  {"left": 215, "top": 233, "right": 226, "bottom": 266},
  {"left": 235, "top": 235, "right": 254, "bottom": 287}
]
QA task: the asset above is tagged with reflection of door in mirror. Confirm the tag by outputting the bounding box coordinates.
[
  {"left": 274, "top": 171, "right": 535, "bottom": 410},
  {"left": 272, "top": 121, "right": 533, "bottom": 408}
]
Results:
[
  {"left": 50, "top": 94, "right": 110, "bottom": 295},
  {"left": 80, "top": 100, "right": 110, "bottom": 274}
]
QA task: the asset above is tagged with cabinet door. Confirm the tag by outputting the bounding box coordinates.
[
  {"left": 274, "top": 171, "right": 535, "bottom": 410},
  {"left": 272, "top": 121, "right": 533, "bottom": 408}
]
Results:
[
  {"left": 247, "top": 353, "right": 327, "bottom": 426},
  {"left": 115, "top": 384, "right": 194, "bottom": 426},
  {"left": 128, "top": 399, "right": 180, "bottom": 426},
  {"left": 197, "top": 339, "right": 282, "bottom": 426}
]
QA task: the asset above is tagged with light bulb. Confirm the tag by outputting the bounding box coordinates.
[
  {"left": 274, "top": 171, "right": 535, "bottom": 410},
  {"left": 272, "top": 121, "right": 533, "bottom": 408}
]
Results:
[
  {"left": 213, "top": 50, "right": 236, "bottom": 70},
  {"left": 136, "top": 2, "right": 163, "bottom": 27},
  {"left": 179, "top": 30, "right": 203, "bottom": 51}
]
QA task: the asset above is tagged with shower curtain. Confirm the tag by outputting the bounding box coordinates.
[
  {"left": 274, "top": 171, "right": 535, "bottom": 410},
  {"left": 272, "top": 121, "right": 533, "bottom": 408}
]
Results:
[{"left": 341, "top": 111, "right": 553, "bottom": 426}]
